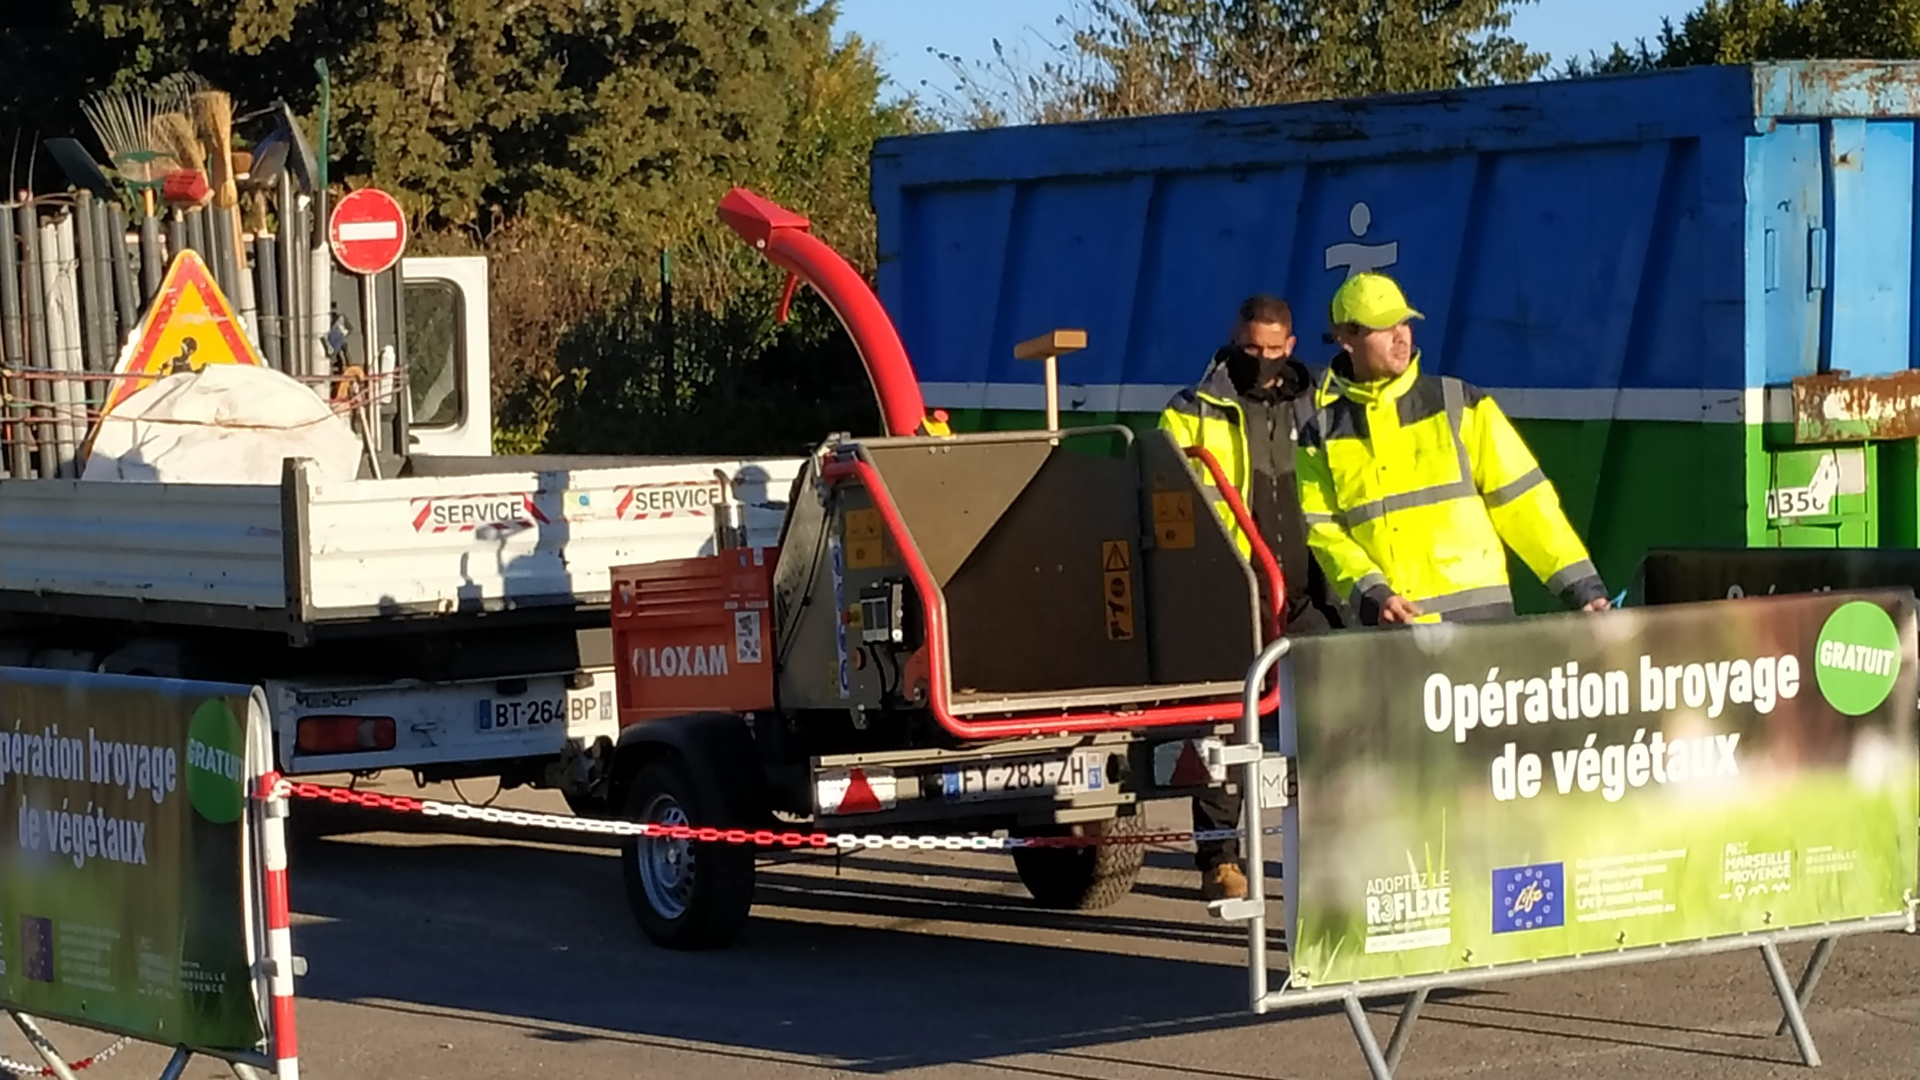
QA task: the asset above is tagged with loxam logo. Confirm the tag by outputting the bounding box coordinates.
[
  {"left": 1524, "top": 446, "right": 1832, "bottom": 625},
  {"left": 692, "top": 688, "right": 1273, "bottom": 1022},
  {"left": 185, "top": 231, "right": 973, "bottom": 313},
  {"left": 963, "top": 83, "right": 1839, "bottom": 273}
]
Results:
[{"left": 633, "top": 643, "right": 730, "bottom": 679}]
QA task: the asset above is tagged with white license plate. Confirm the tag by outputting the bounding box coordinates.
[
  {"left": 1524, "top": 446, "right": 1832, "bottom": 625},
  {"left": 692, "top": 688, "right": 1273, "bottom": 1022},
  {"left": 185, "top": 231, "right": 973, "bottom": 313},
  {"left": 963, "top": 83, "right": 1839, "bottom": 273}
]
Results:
[
  {"left": 941, "top": 749, "right": 1107, "bottom": 804},
  {"left": 475, "top": 690, "right": 613, "bottom": 733}
]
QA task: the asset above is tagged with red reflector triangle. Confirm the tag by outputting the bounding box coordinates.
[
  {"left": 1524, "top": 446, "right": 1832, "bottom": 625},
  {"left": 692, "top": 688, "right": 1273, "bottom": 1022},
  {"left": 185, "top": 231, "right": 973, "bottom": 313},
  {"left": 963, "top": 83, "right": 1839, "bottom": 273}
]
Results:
[
  {"left": 838, "top": 769, "right": 883, "bottom": 814},
  {"left": 1169, "top": 741, "right": 1213, "bottom": 787}
]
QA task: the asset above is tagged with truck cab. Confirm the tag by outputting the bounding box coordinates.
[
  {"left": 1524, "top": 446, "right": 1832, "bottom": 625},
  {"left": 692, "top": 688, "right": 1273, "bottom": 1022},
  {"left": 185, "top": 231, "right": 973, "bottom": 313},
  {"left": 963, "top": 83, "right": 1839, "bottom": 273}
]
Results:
[{"left": 399, "top": 256, "right": 494, "bottom": 460}]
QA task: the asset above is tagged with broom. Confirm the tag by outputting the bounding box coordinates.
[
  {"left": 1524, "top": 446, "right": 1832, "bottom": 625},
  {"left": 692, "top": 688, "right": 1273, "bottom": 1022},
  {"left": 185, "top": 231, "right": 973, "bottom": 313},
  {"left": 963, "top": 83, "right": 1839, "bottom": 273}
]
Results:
[
  {"left": 190, "top": 87, "right": 249, "bottom": 273},
  {"left": 150, "top": 110, "right": 209, "bottom": 205}
]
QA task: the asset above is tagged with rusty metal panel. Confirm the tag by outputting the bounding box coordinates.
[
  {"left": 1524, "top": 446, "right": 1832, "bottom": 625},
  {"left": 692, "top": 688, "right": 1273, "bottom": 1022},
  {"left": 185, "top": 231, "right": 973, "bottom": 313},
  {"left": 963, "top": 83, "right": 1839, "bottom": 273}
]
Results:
[
  {"left": 1136, "top": 429, "right": 1261, "bottom": 686},
  {"left": 941, "top": 447, "right": 1154, "bottom": 695},
  {"left": 865, "top": 439, "right": 1048, "bottom": 587},
  {"left": 770, "top": 459, "right": 859, "bottom": 711},
  {"left": 1790, "top": 370, "right": 1920, "bottom": 442}
]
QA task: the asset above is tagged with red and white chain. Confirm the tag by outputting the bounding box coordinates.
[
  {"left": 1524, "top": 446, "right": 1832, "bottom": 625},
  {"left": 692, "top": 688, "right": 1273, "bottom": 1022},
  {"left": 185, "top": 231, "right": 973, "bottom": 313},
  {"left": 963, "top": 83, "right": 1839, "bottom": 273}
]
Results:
[
  {"left": 275, "top": 780, "right": 1274, "bottom": 850},
  {"left": 0, "top": 1034, "right": 132, "bottom": 1076}
]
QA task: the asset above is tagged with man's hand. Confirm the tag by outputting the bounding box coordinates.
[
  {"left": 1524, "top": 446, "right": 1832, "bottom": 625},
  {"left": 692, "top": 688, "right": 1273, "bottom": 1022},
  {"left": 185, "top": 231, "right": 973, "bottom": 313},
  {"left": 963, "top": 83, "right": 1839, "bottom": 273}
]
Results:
[
  {"left": 1584, "top": 596, "right": 1612, "bottom": 612},
  {"left": 1378, "top": 595, "right": 1424, "bottom": 624}
]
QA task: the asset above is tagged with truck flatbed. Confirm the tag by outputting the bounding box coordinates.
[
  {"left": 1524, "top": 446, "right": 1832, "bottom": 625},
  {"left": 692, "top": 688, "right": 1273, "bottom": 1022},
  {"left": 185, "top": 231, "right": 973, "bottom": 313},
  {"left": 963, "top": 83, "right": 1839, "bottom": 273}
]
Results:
[{"left": 0, "top": 454, "right": 804, "bottom": 643}]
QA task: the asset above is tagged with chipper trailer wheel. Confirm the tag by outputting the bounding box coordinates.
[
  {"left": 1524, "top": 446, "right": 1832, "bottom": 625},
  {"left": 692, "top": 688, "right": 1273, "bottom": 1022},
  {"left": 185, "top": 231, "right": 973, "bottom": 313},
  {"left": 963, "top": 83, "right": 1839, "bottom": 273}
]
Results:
[
  {"left": 620, "top": 757, "right": 755, "bottom": 950},
  {"left": 1010, "top": 814, "right": 1146, "bottom": 910}
]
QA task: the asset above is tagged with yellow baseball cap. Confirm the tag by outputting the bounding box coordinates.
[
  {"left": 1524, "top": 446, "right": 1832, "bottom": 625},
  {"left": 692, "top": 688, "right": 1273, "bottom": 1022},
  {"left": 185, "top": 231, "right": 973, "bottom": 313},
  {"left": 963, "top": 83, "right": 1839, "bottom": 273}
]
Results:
[{"left": 1330, "top": 272, "right": 1425, "bottom": 330}]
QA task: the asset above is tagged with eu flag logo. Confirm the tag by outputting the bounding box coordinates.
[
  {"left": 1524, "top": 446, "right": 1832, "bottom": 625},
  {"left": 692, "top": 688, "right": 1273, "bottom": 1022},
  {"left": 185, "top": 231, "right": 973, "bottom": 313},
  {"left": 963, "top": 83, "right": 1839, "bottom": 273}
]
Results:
[
  {"left": 21, "top": 915, "right": 53, "bottom": 983},
  {"left": 1491, "top": 862, "right": 1564, "bottom": 934}
]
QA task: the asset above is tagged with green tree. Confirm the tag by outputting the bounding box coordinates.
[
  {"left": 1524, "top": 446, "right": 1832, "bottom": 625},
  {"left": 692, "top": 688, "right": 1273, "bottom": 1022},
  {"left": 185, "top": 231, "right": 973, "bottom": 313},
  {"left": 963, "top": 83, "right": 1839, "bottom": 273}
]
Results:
[
  {"left": 929, "top": 0, "right": 1547, "bottom": 128},
  {"left": 1559, "top": 0, "right": 1920, "bottom": 77},
  {"left": 2, "top": 0, "right": 922, "bottom": 454}
]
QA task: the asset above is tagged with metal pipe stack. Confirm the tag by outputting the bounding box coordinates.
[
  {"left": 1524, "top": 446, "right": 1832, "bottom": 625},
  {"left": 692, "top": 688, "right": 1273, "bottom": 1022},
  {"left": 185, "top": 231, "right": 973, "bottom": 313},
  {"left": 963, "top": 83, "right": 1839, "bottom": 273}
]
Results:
[{"left": 0, "top": 191, "right": 328, "bottom": 479}]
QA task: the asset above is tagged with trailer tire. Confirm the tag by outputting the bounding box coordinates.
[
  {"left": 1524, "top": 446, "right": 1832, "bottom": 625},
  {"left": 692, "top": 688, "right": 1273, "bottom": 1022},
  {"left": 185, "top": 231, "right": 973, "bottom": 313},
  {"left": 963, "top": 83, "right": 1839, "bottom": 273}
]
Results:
[
  {"left": 619, "top": 757, "right": 755, "bottom": 950},
  {"left": 1011, "top": 815, "right": 1145, "bottom": 910}
]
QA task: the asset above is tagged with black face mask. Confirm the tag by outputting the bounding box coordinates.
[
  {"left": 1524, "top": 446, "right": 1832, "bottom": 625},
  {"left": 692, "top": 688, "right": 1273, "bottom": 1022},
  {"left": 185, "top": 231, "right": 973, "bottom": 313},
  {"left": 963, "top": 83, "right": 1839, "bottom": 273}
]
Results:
[{"left": 1222, "top": 346, "right": 1293, "bottom": 400}]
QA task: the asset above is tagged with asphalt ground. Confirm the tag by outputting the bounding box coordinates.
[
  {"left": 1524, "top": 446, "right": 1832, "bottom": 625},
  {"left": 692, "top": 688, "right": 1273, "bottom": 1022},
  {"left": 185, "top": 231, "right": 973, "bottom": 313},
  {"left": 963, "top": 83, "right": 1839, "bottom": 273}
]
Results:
[{"left": 20, "top": 776, "right": 1919, "bottom": 1080}]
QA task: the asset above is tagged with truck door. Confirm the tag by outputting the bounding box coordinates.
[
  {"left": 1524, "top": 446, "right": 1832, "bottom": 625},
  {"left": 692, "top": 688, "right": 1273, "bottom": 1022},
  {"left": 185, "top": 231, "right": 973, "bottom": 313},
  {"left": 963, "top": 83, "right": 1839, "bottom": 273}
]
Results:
[{"left": 400, "top": 256, "right": 493, "bottom": 458}]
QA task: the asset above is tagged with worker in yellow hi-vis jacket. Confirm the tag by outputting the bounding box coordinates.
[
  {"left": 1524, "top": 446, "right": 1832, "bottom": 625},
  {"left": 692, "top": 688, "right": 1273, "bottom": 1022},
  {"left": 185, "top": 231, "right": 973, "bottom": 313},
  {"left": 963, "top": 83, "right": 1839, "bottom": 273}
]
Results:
[{"left": 1294, "top": 272, "right": 1611, "bottom": 626}]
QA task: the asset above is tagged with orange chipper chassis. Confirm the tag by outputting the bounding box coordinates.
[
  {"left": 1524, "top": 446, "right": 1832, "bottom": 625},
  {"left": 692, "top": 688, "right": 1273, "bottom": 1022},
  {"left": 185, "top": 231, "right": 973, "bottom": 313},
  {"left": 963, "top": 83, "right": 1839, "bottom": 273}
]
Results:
[
  {"left": 710, "top": 187, "right": 1285, "bottom": 740},
  {"left": 602, "top": 188, "right": 1289, "bottom": 951}
]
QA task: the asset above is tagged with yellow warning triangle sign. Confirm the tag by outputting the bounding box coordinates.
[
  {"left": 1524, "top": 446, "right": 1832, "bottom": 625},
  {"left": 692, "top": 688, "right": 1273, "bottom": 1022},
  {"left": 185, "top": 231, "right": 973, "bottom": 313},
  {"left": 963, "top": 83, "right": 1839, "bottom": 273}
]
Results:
[
  {"left": 1102, "top": 541, "right": 1131, "bottom": 573},
  {"left": 96, "top": 249, "right": 264, "bottom": 421}
]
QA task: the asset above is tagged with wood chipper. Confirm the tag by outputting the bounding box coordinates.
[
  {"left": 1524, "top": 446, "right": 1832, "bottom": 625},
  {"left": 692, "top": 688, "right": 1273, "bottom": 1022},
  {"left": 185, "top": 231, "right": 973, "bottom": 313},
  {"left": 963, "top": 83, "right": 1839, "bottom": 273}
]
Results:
[{"left": 603, "top": 188, "right": 1288, "bottom": 949}]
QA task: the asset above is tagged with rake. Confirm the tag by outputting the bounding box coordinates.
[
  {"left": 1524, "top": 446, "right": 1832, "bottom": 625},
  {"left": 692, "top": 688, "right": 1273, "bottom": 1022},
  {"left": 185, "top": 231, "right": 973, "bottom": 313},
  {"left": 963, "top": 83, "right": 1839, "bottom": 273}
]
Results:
[{"left": 80, "top": 85, "right": 166, "bottom": 218}]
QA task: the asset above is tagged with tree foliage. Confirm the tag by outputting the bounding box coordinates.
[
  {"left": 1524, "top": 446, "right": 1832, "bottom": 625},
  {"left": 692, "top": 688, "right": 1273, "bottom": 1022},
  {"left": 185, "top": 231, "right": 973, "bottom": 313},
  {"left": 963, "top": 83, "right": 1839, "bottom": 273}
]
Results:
[
  {"left": 1559, "top": 0, "right": 1920, "bottom": 77},
  {"left": 1, "top": 0, "right": 920, "bottom": 454},
  {"left": 929, "top": 0, "right": 1547, "bottom": 128}
]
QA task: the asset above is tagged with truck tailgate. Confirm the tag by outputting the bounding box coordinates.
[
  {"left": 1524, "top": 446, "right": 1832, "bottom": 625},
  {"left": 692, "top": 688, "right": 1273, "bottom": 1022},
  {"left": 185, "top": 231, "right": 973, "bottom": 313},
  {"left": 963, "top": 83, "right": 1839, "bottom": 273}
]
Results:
[
  {"left": 0, "top": 456, "right": 806, "bottom": 629},
  {"left": 0, "top": 478, "right": 287, "bottom": 610}
]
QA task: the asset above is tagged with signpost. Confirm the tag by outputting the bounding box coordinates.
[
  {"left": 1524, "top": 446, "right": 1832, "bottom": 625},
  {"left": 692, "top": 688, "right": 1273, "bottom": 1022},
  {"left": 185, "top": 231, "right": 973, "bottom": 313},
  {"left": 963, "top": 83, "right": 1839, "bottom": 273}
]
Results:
[{"left": 326, "top": 187, "right": 408, "bottom": 465}]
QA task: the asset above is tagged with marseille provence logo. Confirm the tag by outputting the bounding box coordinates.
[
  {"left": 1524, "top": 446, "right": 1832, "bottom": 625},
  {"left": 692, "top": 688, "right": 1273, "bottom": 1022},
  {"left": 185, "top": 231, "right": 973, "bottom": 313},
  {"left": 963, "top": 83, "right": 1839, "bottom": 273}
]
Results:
[{"left": 1492, "top": 862, "right": 1566, "bottom": 934}]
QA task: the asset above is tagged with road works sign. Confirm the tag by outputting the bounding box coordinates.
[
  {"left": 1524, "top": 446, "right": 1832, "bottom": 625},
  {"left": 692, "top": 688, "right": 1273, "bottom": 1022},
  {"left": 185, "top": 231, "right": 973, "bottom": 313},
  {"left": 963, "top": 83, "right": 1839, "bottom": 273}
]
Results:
[
  {"left": 96, "top": 249, "right": 264, "bottom": 420},
  {"left": 328, "top": 187, "right": 408, "bottom": 275}
]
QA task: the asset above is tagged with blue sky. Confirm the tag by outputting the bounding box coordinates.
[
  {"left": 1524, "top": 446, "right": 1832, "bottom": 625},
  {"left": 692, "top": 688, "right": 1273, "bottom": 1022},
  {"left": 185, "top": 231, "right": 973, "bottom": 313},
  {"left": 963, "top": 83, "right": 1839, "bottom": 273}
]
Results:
[{"left": 834, "top": 0, "right": 1694, "bottom": 103}]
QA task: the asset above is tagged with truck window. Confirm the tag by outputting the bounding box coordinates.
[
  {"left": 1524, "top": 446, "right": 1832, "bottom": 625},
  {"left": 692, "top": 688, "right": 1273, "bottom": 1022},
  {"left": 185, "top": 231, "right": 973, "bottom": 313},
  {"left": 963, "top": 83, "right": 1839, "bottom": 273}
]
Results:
[{"left": 405, "top": 279, "right": 463, "bottom": 429}]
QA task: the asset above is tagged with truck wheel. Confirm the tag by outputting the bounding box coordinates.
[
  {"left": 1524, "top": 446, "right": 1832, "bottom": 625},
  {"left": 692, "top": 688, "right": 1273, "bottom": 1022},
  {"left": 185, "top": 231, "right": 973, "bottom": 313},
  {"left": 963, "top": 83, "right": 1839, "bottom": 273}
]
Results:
[
  {"left": 1011, "top": 815, "right": 1146, "bottom": 910},
  {"left": 619, "top": 757, "right": 755, "bottom": 950}
]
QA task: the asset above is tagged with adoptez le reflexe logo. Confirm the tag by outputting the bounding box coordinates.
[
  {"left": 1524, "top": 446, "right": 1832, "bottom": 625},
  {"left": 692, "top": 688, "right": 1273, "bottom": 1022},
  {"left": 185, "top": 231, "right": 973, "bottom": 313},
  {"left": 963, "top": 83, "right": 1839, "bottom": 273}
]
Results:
[
  {"left": 1813, "top": 601, "right": 1901, "bottom": 717},
  {"left": 1491, "top": 862, "right": 1565, "bottom": 934}
]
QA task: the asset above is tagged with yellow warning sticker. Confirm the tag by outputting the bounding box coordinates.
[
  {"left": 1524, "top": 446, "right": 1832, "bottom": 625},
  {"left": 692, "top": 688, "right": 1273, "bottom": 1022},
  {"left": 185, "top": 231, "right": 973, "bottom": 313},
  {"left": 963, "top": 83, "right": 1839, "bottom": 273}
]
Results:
[
  {"left": 1101, "top": 540, "right": 1135, "bottom": 641},
  {"left": 1152, "top": 491, "right": 1196, "bottom": 550},
  {"left": 845, "top": 508, "right": 889, "bottom": 569}
]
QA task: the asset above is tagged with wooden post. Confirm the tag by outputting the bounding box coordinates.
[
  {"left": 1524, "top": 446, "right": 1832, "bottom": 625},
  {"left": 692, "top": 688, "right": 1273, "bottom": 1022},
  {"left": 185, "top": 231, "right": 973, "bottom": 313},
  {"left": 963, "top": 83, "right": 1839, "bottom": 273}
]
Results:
[{"left": 1013, "top": 328, "right": 1087, "bottom": 434}]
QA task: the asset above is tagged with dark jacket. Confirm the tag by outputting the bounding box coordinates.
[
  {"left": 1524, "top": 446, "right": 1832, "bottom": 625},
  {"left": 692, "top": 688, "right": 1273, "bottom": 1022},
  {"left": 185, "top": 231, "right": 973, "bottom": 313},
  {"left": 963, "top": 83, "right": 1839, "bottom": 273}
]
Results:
[{"left": 1159, "top": 351, "right": 1350, "bottom": 635}]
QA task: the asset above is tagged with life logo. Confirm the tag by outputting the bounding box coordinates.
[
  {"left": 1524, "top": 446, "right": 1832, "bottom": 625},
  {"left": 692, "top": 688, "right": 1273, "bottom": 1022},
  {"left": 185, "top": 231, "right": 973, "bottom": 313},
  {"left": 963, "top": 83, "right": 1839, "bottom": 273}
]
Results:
[
  {"left": 1491, "top": 862, "right": 1565, "bottom": 934},
  {"left": 1325, "top": 201, "right": 1399, "bottom": 279},
  {"left": 411, "top": 492, "right": 548, "bottom": 535},
  {"left": 617, "top": 481, "right": 722, "bottom": 521}
]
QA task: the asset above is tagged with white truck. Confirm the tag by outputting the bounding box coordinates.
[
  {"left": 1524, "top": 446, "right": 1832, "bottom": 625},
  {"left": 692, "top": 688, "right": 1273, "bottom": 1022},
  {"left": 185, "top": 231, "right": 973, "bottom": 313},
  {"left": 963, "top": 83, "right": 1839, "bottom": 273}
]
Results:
[{"left": 0, "top": 255, "right": 805, "bottom": 812}]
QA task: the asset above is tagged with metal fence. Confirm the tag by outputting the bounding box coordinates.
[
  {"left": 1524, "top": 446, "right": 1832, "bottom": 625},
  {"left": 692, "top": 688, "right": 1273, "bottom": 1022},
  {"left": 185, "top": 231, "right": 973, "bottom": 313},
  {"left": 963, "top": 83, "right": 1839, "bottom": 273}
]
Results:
[{"left": 0, "top": 176, "right": 330, "bottom": 480}]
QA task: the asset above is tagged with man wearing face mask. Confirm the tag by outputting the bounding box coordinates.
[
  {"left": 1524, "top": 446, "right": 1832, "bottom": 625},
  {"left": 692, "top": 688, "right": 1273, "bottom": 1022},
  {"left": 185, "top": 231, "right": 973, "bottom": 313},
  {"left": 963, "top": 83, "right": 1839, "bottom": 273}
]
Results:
[
  {"left": 1159, "top": 294, "right": 1348, "bottom": 903},
  {"left": 1295, "top": 272, "right": 1611, "bottom": 627}
]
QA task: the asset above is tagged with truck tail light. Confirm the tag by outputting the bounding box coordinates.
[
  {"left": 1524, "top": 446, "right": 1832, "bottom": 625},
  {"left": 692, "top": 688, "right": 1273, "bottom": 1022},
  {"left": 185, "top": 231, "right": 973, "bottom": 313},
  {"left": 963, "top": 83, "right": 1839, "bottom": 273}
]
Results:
[{"left": 296, "top": 715, "right": 397, "bottom": 755}]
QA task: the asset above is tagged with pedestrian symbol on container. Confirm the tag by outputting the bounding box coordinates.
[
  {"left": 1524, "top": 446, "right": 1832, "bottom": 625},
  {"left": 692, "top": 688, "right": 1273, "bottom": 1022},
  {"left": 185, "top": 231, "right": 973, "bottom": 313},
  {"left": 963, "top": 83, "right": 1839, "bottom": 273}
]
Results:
[{"left": 1325, "top": 202, "right": 1398, "bottom": 279}]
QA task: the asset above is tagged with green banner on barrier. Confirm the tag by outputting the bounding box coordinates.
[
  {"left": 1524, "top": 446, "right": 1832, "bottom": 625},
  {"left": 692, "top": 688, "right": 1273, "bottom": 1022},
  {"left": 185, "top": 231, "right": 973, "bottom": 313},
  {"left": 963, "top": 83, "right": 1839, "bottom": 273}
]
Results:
[
  {"left": 0, "top": 669, "right": 263, "bottom": 1052},
  {"left": 1288, "top": 591, "right": 1920, "bottom": 989}
]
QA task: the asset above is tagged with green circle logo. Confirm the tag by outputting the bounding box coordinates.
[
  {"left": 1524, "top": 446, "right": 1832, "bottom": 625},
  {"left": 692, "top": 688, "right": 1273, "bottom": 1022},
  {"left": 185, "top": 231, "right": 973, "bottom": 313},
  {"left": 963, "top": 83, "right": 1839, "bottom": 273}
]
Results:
[
  {"left": 186, "top": 698, "right": 246, "bottom": 824},
  {"left": 1814, "top": 601, "right": 1902, "bottom": 716}
]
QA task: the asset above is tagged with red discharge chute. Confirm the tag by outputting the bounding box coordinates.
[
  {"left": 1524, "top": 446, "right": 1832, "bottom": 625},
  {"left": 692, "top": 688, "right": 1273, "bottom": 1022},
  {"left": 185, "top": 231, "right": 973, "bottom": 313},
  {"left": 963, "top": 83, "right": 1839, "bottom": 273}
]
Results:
[{"left": 717, "top": 187, "right": 930, "bottom": 438}]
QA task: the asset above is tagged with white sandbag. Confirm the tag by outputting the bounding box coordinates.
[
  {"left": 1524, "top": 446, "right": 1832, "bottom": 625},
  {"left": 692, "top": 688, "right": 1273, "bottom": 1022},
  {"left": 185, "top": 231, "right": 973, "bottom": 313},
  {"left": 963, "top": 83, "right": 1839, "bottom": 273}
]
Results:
[{"left": 82, "top": 364, "right": 364, "bottom": 484}]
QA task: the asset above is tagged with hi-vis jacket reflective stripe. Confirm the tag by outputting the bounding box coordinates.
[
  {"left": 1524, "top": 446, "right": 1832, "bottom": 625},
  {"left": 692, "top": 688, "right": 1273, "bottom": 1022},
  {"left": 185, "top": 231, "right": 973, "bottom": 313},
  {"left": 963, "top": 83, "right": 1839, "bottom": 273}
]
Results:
[{"left": 1293, "top": 354, "right": 1605, "bottom": 623}]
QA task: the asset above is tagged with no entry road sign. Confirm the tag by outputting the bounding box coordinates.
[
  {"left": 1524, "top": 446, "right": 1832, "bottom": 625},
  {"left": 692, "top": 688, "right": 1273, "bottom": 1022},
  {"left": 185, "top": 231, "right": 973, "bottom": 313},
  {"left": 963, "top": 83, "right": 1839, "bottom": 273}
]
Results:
[{"left": 328, "top": 187, "right": 408, "bottom": 275}]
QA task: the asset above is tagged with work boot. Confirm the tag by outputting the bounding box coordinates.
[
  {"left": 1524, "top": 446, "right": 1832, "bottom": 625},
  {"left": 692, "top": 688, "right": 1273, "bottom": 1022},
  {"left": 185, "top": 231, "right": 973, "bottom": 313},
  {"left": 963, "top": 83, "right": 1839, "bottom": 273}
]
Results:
[{"left": 1202, "top": 863, "right": 1248, "bottom": 902}]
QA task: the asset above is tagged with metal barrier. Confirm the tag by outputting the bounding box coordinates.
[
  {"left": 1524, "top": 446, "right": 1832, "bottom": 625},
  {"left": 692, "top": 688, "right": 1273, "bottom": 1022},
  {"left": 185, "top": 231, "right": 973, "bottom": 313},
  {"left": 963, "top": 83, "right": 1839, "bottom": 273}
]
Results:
[
  {"left": 1210, "top": 590, "right": 1920, "bottom": 1080},
  {"left": 0, "top": 669, "right": 302, "bottom": 1080}
]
